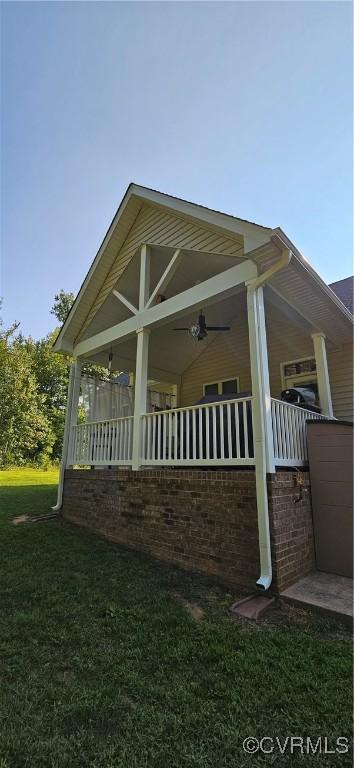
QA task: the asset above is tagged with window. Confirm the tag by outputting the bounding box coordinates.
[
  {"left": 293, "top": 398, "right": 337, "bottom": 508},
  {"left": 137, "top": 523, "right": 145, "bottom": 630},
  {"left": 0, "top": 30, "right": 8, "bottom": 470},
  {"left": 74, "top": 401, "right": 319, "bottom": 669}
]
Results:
[
  {"left": 203, "top": 378, "right": 239, "bottom": 397},
  {"left": 283, "top": 359, "right": 316, "bottom": 378},
  {"left": 281, "top": 358, "right": 319, "bottom": 402}
]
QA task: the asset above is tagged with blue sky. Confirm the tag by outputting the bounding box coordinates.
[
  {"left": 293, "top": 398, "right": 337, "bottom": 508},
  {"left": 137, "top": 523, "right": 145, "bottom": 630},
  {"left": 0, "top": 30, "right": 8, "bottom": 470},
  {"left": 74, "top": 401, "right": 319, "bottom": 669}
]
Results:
[{"left": 1, "top": 1, "right": 353, "bottom": 338}]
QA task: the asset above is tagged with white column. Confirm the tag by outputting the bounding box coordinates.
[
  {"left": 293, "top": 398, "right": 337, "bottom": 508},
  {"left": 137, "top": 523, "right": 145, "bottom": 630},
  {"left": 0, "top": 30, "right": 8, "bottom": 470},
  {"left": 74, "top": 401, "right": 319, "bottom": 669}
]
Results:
[
  {"left": 131, "top": 244, "right": 152, "bottom": 471},
  {"left": 247, "top": 284, "right": 273, "bottom": 590},
  {"left": 247, "top": 285, "right": 275, "bottom": 473},
  {"left": 67, "top": 359, "right": 82, "bottom": 465},
  {"left": 132, "top": 329, "right": 150, "bottom": 470},
  {"left": 139, "top": 244, "right": 151, "bottom": 310},
  {"left": 311, "top": 332, "right": 333, "bottom": 417},
  {"left": 52, "top": 359, "right": 81, "bottom": 511}
]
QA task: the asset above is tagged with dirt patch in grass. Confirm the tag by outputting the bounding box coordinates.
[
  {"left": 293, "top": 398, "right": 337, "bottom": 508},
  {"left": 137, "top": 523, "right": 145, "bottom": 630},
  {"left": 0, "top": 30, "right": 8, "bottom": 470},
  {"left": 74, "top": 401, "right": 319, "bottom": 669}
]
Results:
[
  {"left": 12, "top": 514, "right": 30, "bottom": 525},
  {"left": 173, "top": 594, "right": 206, "bottom": 621}
]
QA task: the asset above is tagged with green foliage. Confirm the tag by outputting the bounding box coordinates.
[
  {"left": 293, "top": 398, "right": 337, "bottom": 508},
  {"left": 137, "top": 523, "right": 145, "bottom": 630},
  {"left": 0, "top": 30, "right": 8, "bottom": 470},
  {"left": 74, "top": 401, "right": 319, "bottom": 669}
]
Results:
[
  {"left": 0, "top": 292, "right": 111, "bottom": 467},
  {"left": 0, "top": 324, "right": 55, "bottom": 467},
  {"left": 20, "top": 331, "right": 71, "bottom": 460},
  {"left": 50, "top": 289, "right": 75, "bottom": 324}
]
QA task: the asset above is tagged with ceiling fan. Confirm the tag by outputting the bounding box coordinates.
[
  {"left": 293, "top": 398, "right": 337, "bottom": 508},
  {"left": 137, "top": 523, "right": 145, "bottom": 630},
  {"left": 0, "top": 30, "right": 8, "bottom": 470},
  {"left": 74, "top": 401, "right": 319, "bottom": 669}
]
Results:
[{"left": 173, "top": 310, "right": 230, "bottom": 341}]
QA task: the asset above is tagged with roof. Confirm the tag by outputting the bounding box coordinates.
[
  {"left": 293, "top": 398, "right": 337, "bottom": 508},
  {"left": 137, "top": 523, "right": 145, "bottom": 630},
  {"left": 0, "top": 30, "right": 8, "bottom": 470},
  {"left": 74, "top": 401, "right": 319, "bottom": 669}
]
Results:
[
  {"left": 329, "top": 276, "right": 354, "bottom": 315},
  {"left": 133, "top": 185, "right": 272, "bottom": 232},
  {"left": 53, "top": 183, "right": 354, "bottom": 354}
]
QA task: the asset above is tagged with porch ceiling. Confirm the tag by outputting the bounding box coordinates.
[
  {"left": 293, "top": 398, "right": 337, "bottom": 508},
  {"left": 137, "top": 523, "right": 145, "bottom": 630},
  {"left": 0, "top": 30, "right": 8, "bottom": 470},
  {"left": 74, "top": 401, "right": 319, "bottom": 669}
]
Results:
[
  {"left": 86, "top": 290, "right": 248, "bottom": 377},
  {"left": 78, "top": 244, "right": 243, "bottom": 344}
]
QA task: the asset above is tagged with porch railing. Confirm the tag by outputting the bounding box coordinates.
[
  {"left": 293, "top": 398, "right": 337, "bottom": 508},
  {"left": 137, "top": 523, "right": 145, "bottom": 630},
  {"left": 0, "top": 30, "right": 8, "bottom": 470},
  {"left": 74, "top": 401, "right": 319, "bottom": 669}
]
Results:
[
  {"left": 68, "top": 397, "right": 330, "bottom": 469},
  {"left": 141, "top": 396, "right": 254, "bottom": 466},
  {"left": 271, "top": 398, "right": 326, "bottom": 466},
  {"left": 69, "top": 416, "right": 133, "bottom": 466}
]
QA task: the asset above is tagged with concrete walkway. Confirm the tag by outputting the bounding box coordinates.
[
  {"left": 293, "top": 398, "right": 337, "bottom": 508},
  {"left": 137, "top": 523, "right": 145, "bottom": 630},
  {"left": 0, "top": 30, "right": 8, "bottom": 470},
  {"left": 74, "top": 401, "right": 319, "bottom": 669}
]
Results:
[{"left": 281, "top": 571, "right": 353, "bottom": 620}]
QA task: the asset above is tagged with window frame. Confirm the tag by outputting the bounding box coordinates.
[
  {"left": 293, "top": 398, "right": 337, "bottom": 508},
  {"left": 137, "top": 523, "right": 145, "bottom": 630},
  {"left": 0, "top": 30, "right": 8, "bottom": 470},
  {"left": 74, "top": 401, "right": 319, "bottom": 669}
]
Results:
[
  {"left": 203, "top": 377, "right": 240, "bottom": 397},
  {"left": 280, "top": 357, "right": 317, "bottom": 390}
]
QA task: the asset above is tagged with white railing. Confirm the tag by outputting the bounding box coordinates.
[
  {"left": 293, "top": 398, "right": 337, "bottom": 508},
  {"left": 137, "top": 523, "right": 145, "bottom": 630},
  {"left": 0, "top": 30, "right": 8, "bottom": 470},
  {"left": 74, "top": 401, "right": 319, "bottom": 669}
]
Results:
[
  {"left": 271, "top": 398, "right": 326, "bottom": 466},
  {"left": 141, "top": 397, "right": 255, "bottom": 466},
  {"left": 69, "top": 416, "right": 133, "bottom": 466},
  {"left": 68, "top": 398, "right": 330, "bottom": 470}
]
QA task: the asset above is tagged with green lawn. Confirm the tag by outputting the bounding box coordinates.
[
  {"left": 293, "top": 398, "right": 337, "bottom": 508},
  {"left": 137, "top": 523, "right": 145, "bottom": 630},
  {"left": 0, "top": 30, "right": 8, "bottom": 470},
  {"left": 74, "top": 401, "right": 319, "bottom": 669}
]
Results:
[{"left": 0, "top": 469, "right": 352, "bottom": 768}]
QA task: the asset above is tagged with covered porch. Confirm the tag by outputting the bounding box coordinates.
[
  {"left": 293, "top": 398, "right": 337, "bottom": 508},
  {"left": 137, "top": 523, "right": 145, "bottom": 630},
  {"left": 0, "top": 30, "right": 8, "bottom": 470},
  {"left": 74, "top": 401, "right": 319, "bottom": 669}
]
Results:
[
  {"left": 53, "top": 185, "right": 353, "bottom": 594},
  {"left": 69, "top": 392, "right": 325, "bottom": 470},
  {"left": 64, "top": 238, "right": 334, "bottom": 475}
]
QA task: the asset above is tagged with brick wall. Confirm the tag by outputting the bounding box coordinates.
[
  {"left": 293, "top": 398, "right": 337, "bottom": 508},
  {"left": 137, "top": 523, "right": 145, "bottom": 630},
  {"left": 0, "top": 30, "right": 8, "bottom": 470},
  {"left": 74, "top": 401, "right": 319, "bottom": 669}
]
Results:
[
  {"left": 62, "top": 468, "right": 315, "bottom": 594},
  {"left": 62, "top": 469, "right": 260, "bottom": 590},
  {"left": 267, "top": 471, "right": 315, "bottom": 592}
]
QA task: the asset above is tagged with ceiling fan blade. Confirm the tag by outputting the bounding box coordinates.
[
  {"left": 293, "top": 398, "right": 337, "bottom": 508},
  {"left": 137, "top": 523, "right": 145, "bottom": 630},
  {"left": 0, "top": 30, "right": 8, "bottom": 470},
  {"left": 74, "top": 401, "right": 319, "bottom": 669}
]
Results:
[
  {"left": 173, "top": 328, "right": 190, "bottom": 331},
  {"left": 206, "top": 326, "right": 231, "bottom": 331}
]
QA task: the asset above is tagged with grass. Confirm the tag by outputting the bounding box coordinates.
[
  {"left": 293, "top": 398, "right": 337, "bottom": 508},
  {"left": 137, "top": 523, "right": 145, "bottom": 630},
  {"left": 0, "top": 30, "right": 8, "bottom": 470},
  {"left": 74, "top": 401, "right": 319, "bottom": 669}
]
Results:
[{"left": 0, "top": 468, "right": 352, "bottom": 768}]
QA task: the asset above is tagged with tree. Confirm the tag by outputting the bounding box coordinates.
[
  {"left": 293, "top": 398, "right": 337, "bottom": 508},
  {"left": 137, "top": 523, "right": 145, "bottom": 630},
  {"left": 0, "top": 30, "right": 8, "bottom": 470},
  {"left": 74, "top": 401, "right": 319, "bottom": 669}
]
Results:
[
  {"left": 0, "top": 315, "right": 55, "bottom": 467},
  {"left": 0, "top": 290, "right": 113, "bottom": 467},
  {"left": 21, "top": 331, "right": 71, "bottom": 460},
  {"left": 51, "top": 290, "right": 75, "bottom": 324}
]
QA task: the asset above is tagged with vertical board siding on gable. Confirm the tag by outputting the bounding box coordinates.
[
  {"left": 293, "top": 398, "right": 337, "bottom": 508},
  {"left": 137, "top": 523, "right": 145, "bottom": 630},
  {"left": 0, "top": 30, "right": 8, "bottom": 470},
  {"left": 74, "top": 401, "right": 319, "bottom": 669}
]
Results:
[
  {"left": 80, "top": 205, "right": 243, "bottom": 338},
  {"left": 327, "top": 342, "right": 353, "bottom": 421}
]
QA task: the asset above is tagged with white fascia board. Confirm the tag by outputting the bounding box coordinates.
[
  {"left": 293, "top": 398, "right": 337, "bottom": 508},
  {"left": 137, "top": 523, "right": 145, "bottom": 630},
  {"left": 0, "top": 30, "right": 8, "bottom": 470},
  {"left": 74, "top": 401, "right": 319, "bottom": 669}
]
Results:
[
  {"left": 53, "top": 186, "right": 138, "bottom": 353},
  {"left": 129, "top": 184, "right": 271, "bottom": 247},
  {"left": 74, "top": 258, "right": 257, "bottom": 358}
]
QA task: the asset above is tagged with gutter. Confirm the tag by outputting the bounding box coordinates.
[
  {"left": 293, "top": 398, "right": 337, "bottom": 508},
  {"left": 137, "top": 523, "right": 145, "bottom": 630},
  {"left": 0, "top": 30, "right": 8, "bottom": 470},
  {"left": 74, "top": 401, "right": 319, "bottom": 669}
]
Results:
[
  {"left": 271, "top": 227, "right": 354, "bottom": 324},
  {"left": 246, "top": 242, "right": 292, "bottom": 591}
]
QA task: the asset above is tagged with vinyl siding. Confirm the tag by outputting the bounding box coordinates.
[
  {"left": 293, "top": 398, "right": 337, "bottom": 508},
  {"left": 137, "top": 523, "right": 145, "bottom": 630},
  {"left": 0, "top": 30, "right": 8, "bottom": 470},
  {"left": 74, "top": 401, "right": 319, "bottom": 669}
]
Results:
[
  {"left": 181, "top": 306, "right": 353, "bottom": 420},
  {"left": 80, "top": 204, "right": 243, "bottom": 337},
  {"left": 180, "top": 310, "right": 251, "bottom": 406},
  {"left": 327, "top": 342, "right": 353, "bottom": 421}
]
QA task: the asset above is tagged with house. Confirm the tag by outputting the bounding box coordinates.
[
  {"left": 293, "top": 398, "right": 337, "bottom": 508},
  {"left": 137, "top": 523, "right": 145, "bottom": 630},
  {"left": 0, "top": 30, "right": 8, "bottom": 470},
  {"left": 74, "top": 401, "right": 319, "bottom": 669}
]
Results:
[
  {"left": 329, "top": 276, "right": 354, "bottom": 315},
  {"left": 53, "top": 184, "right": 353, "bottom": 594}
]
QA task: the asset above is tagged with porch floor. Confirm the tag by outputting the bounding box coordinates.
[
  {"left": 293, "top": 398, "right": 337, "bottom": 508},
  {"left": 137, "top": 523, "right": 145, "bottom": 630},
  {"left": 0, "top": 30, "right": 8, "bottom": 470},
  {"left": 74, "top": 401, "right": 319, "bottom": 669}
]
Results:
[{"left": 281, "top": 571, "right": 353, "bottom": 621}]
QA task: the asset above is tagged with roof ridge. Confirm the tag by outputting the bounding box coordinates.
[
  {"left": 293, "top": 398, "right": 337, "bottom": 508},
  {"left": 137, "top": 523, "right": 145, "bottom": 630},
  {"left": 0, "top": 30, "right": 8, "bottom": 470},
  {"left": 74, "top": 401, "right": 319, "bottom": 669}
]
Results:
[{"left": 129, "top": 183, "right": 272, "bottom": 232}]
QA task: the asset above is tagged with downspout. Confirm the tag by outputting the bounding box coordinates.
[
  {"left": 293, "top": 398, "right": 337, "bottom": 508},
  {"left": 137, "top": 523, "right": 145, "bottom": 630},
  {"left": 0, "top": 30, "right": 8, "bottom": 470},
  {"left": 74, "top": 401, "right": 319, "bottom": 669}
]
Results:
[
  {"left": 250, "top": 242, "right": 292, "bottom": 291},
  {"left": 247, "top": 243, "right": 292, "bottom": 590},
  {"left": 52, "top": 363, "right": 75, "bottom": 511}
]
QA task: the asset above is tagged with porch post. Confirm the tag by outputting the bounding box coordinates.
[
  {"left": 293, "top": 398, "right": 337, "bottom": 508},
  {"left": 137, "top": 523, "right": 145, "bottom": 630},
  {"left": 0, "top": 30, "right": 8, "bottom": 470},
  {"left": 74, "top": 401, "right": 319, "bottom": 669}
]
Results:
[
  {"left": 52, "top": 358, "right": 81, "bottom": 511},
  {"left": 67, "top": 359, "right": 82, "bottom": 465},
  {"left": 131, "top": 244, "right": 152, "bottom": 470},
  {"left": 247, "top": 286, "right": 275, "bottom": 473},
  {"left": 247, "top": 284, "right": 273, "bottom": 589},
  {"left": 311, "top": 332, "right": 333, "bottom": 417},
  {"left": 132, "top": 329, "right": 150, "bottom": 470}
]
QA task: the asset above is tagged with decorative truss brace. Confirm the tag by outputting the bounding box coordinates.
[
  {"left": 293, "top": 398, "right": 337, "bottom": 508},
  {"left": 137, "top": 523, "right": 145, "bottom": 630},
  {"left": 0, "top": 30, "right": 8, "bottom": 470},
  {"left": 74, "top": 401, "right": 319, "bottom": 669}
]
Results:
[
  {"left": 112, "top": 246, "right": 183, "bottom": 315},
  {"left": 112, "top": 289, "right": 138, "bottom": 315}
]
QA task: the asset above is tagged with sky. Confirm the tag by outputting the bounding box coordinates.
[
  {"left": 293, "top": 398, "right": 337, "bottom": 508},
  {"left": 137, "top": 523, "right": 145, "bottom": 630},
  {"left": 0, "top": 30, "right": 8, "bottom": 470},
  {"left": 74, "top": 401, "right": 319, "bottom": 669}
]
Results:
[{"left": 1, "top": 0, "right": 353, "bottom": 339}]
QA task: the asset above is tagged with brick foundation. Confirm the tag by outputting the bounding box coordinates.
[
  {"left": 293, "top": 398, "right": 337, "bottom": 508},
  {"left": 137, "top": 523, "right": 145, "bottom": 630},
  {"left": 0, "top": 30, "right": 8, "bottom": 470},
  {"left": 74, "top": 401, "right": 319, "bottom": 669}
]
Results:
[
  {"left": 62, "top": 468, "right": 315, "bottom": 593},
  {"left": 268, "top": 471, "right": 315, "bottom": 592}
]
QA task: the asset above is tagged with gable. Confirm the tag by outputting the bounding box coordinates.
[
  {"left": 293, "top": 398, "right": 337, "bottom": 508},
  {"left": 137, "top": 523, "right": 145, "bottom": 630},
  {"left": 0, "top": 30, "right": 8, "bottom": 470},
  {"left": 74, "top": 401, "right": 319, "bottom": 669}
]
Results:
[
  {"left": 76, "top": 203, "right": 245, "bottom": 342},
  {"left": 53, "top": 184, "right": 353, "bottom": 357}
]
